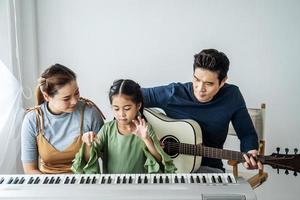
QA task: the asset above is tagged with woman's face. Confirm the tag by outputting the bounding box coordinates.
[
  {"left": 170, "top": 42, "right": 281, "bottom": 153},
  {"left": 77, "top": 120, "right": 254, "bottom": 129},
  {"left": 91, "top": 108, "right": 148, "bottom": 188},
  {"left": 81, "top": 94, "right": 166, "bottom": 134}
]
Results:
[
  {"left": 111, "top": 94, "right": 141, "bottom": 125},
  {"left": 44, "top": 80, "right": 80, "bottom": 115}
]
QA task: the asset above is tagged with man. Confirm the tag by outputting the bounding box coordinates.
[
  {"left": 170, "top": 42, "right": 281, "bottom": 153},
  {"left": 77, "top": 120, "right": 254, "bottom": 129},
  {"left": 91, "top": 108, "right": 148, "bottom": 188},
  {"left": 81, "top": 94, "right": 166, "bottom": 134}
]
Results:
[{"left": 142, "top": 49, "right": 262, "bottom": 173}]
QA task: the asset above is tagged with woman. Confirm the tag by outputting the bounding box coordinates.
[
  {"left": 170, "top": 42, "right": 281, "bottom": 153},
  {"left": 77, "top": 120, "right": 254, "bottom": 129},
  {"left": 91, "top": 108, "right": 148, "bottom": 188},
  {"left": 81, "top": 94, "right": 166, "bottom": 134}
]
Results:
[{"left": 21, "top": 64, "right": 105, "bottom": 174}]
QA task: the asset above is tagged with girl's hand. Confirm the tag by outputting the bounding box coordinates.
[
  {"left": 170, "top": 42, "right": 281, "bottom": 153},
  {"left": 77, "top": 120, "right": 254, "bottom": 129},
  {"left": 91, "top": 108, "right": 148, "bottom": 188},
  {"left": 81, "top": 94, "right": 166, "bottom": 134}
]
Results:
[
  {"left": 82, "top": 131, "right": 97, "bottom": 146},
  {"left": 131, "top": 116, "right": 149, "bottom": 140}
]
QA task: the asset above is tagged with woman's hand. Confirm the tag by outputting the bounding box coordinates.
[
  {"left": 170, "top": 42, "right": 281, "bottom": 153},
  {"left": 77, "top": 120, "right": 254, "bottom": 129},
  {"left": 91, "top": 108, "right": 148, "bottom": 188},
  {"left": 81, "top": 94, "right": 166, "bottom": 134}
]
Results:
[
  {"left": 82, "top": 131, "right": 97, "bottom": 146},
  {"left": 131, "top": 116, "right": 149, "bottom": 140}
]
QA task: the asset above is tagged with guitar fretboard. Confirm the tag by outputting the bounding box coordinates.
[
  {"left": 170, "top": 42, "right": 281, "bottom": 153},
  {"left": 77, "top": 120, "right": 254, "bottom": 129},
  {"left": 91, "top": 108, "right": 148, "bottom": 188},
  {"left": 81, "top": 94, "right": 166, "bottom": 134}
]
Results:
[{"left": 165, "top": 142, "right": 257, "bottom": 163}]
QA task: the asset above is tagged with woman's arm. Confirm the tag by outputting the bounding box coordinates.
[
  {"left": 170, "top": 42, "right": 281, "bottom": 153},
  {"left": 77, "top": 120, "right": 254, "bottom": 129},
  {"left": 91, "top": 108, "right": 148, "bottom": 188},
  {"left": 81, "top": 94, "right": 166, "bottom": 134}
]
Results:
[{"left": 23, "top": 162, "right": 42, "bottom": 174}]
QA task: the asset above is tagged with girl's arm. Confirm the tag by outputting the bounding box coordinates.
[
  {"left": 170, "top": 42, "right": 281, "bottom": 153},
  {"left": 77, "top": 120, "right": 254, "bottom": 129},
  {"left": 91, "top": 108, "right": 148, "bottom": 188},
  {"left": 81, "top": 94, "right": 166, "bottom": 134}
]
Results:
[
  {"left": 132, "top": 117, "right": 162, "bottom": 162},
  {"left": 143, "top": 136, "right": 162, "bottom": 162}
]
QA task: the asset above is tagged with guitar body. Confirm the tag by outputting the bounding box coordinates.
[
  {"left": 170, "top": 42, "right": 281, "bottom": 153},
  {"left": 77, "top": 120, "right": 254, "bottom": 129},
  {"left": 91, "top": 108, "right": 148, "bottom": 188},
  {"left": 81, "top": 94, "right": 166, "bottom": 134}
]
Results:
[{"left": 144, "top": 108, "right": 202, "bottom": 173}]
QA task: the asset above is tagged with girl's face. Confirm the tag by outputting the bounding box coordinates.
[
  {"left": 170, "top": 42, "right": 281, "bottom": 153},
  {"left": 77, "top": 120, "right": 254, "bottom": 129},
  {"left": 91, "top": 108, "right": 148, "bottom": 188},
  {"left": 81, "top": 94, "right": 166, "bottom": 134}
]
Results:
[
  {"left": 44, "top": 80, "right": 80, "bottom": 115},
  {"left": 111, "top": 94, "right": 141, "bottom": 125}
]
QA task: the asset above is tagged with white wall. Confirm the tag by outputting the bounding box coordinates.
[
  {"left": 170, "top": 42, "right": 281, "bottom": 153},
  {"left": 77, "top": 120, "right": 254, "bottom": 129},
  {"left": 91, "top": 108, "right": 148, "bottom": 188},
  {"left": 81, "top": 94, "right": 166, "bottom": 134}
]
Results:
[{"left": 15, "top": 0, "right": 300, "bottom": 199}]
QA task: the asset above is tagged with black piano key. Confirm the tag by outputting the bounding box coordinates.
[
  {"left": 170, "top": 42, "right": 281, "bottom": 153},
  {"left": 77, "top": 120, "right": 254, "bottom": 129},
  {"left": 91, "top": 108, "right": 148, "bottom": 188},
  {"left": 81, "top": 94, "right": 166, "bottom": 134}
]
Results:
[
  {"left": 34, "top": 177, "right": 40, "bottom": 184},
  {"left": 55, "top": 177, "right": 61, "bottom": 184},
  {"left": 71, "top": 177, "right": 76, "bottom": 184},
  {"left": 101, "top": 176, "right": 106, "bottom": 184},
  {"left": 0, "top": 177, "right": 4, "bottom": 184},
  {"left": 227, "top": 175, "right": 232, "bottom": 183},
  {"left": 144, "top": 176, "right": 148, "bottom": 183},
  {"left": 138, "top": 176, "right": 142, "bottom": 184},
  {"left": 13, "top": 177, "right": 19, "bottom": 184},
  {"left": 28, "top": 177, "right": 34, "bottom": 184},
  {"left": 190, "top": 176, "right": 195, "bottom": 183},
  {"left": 86, "top": 176, "right": 91, "bottom": 184},
  {"left": 122, "top": 176, "right": 127, "bottom": 184},
  {"left": 217, "top": 175, "right": 222, "bottom": 183},
  {"left": 196, "top": 176, "right": 201, "bottom": 183},
  {"left": 49, "top": 177, "right": 55, "bottom": 184},
  {"left": 7, "top": 177, "right": 13, "bottom": 184},
  {"left": 116, "top": 176, "right": 121, "bottom": 184},
  {"left": 80, "top": 177, "right": 85, "bottom": 184},
  {"left": 128, "top": 176, "right": 133, "bottom": 184},
  {"left": 202, "top": 176, "right": 207, "bottom": 183},
  {"left": 153, "top": 176, "right": 157, "bottom": 183},
  {"left": 211, "top": 175, "right": 216, "bottom": 183},
  {"left": 165, "top": 176, "right": 169, "bottom": 183},
  {"left": 64, "top": 177, "right": 70, "bottom": 184},
  {"left": 180, "top": 176, "right": 185, "bottom": 183},
  {"left": 92, "top": 176, "right": 97, "bottom": 184},
  {"left": 159, "top": 176, "right": 163, "bottom": 183},
  {"left": 174, "top": 176, "right": 179, "bottom": 183},
  {"left": 43, "top": 177, "right": 49, "bottom": 184},
  {"left": 107, "top": 176, "right": 112, "bottom": 184},
  {"left": 19, "top": 177, "right": 25, "bottom": 184}
]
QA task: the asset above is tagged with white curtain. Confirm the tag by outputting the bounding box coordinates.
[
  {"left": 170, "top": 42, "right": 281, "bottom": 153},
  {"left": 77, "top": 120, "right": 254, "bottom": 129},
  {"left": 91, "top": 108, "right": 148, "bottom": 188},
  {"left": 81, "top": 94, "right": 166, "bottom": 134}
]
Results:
[{"left": 0, "top": 60, "right": 24, "bottom": 174}]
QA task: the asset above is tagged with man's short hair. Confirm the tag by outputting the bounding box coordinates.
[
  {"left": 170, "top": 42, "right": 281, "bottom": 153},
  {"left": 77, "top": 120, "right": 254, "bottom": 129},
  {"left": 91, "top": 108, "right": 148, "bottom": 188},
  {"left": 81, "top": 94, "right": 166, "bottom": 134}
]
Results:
[{"left": 193, "top": 49, "right": 230, "bottom": 83}]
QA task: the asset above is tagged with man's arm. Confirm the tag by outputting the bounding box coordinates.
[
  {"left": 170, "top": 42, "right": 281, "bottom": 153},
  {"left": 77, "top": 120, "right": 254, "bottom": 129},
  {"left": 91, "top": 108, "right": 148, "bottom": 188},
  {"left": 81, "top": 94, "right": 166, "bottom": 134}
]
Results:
[{"left": 142, "top": 84, "right": 174, "bottom": 108}]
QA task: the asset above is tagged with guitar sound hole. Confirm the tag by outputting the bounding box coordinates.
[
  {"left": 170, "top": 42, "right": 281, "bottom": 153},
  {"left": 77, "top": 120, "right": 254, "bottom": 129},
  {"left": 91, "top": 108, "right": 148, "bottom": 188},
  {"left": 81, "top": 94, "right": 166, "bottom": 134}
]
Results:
[{"left": 161, "top": 135, "right": 179, "bottom": 158}]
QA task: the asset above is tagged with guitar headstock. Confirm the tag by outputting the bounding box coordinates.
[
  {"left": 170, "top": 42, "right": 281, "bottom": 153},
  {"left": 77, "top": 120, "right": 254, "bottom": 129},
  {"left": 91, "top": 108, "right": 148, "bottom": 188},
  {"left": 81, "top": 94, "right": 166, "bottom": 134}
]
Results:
[{"left": 264, "top": 148, "right": 300, "bottom": 176}]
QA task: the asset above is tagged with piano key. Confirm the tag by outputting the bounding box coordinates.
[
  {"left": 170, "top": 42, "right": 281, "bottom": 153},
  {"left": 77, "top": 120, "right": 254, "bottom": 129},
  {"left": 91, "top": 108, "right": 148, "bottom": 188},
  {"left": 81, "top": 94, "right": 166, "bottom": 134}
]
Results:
[
  {"left": 92, "top": 176, "right": 97, "bottom": 184},
  {"left": 0, "top": 177, "right": 4, "bottom": 184},
  {"left": 159, "top": 176, "right": 163, "bottom": 183},
  {"left": 211, "top": 175, "right": 216, "bottom": 183},
  {"left": 128, "top": 176, "right": 133, "bottom": 184},
  {"left": 64, "top": 176, "right": 70, "bottom": 184},
  {"left": 55, "top": 177, "right": 61, "bottom": 184},
  {"left": 70, "top": 177, "right": 76, "bottom": 184},
  {"left": 153, "top": 176, "right": 157, "bottom": 183},
  {"left": 19, "top": 177, "right": 25, "bottom": 184},
  {"left": 13, "top": 177, "right": 19, "bottom": 184},
  {"left": 165, "top": 176, "right": 169, "bottom": 183},
  {"left": 34, "top": 177, "right": 40, "bottom": 184},
  {"left": 190, "top": 175, "right": 195, "bottom": 183},
  {"left": 217, "top": 175, "right": 223, "bottom": 183},
  {"left": 107, "top": 176, "right": 112, "bottom": 184},
  {"left": 7, "top": 177, "right": 13, "bottom": 184},
  {"left": 80, "top": 177, "right": 85, "bottom": 184},
  {"left": 137, "top": 176, "right": 142, "bottom": 184}
]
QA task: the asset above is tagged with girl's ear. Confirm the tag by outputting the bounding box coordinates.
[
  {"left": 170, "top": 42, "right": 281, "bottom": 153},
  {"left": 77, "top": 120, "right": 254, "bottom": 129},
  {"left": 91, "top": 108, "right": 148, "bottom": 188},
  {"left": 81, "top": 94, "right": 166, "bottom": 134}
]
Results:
[{"left": 137, "top": 103, "right": 142, "bottom": 110}]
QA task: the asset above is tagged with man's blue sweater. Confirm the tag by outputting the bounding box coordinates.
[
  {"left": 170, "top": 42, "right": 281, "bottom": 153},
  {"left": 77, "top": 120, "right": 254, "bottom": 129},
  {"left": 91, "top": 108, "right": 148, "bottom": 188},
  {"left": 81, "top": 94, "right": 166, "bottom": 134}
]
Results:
[{"left": 142, "top": 82, "right": 258, "bottom": 171}]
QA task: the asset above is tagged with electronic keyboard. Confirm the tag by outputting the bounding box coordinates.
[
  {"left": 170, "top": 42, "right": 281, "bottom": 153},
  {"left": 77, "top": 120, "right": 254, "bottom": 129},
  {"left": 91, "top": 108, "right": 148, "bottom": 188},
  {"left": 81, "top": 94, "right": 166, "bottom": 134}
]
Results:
[{"left": 0, "top": 173, "right": 256, "bottom": 200}]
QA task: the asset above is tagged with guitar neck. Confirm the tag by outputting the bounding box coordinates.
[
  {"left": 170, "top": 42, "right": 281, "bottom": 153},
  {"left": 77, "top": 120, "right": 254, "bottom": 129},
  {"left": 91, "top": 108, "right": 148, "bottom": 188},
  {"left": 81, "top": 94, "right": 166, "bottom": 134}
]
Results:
[{"left": 166, "top": 142, "right": 265, "bottom": 163}]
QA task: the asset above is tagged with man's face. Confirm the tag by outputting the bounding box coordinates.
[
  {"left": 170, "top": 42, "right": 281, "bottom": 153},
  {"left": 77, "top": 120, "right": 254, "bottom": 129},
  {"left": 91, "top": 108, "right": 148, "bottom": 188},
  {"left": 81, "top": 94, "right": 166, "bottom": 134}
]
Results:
[{"left": 192, "top": 68, "right": 226, "bottom": 103}]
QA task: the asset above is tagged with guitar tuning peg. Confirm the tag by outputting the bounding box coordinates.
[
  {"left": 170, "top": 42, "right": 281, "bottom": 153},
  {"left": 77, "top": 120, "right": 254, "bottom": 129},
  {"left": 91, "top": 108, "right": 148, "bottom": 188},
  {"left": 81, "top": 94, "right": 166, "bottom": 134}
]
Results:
[
  {"left": 294, "top": 171, "right": 297, "bottom": 176},
  {"left": 285, "top": 148, "right": 289, "bottom": 155},
  {"left": 276, "top": 147, "right": 280, "bottom": 154},
  {"left": 294, "top": 148, "right": 298, "bottom": 154},
  {"left": 285, "top": 169, "right": 289, "bottom": 175}
]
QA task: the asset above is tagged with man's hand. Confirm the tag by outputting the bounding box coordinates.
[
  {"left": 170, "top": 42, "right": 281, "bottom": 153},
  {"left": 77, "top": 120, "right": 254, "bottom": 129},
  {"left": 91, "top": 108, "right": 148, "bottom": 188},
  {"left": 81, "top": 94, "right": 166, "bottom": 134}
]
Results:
[{"left": 243, "top": 149, "right": 263, "bottom": 170}]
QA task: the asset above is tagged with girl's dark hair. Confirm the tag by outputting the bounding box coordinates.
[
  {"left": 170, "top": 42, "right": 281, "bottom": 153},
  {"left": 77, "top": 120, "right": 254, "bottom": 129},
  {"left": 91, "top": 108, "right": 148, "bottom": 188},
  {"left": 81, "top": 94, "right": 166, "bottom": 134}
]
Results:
[
  {"left": 35, "top": 63, "right": 76, "bottom": 105},
  {"left": 193, "top": 49, "right": 230, "bottom": 83},
  {"left": 109, "top": 79, "right": 145, "bottom": 118}
]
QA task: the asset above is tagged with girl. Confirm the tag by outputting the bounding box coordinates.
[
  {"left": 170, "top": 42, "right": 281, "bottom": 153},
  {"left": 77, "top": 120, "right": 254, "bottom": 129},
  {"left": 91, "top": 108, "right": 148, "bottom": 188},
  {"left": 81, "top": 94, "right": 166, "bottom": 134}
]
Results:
[
  {"left": 21, "top": 64, "right": 105, "bottom": 174},
  {"left": 72, "top": 79, "right": 176, "bottom": 174}
]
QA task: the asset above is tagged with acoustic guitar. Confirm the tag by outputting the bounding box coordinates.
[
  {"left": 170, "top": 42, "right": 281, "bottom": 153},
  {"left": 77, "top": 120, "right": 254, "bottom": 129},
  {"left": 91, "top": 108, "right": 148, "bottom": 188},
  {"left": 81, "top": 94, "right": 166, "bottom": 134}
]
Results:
[{"left": 144, "top": 108, "right": 300, "bottom": 175}]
